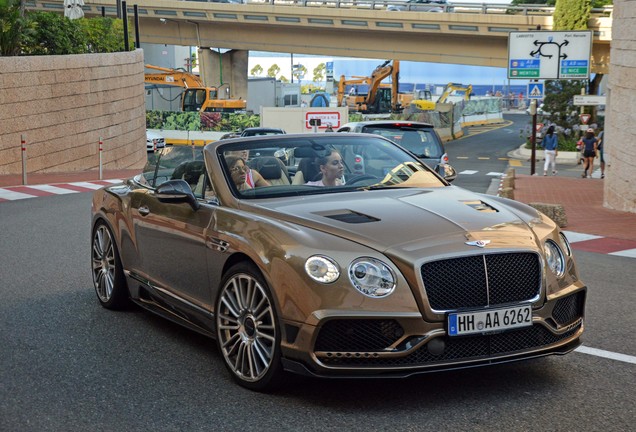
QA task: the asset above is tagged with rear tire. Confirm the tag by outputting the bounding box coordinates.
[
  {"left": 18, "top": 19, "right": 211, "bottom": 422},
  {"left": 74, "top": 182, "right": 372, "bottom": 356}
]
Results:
[
  {"left": 91, "top": 222, "right": 130, "bottom": 310},
  {"left": 215, "top": 262, "right": 284, "bottom": 392}
]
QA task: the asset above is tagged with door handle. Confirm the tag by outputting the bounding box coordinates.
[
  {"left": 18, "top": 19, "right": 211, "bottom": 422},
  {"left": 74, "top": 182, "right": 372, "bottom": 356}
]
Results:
[{"left": 138, "top": 205, "right": 150, "bottom": 216}]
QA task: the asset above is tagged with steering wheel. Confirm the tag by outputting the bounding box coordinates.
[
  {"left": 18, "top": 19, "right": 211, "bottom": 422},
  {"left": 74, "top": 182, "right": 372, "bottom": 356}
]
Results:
[{"left": 345, "top": 174, "right": 378, "bottom": 186}]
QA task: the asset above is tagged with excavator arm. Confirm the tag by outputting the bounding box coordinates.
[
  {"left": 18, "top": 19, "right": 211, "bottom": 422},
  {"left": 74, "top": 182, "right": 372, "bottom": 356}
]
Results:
[{"left": 144, "top": 64, "right": 206, "bottom": 88}]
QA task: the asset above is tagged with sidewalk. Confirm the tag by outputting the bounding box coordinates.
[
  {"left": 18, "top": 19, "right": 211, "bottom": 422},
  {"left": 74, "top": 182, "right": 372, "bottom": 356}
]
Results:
[{"left": 506, "top": 145, "right": 636, "bottom": 242}]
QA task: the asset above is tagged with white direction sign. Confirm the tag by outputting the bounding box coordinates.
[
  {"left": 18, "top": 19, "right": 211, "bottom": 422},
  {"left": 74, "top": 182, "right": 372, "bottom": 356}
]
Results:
[
  {"left": 508, "top": 31, "right": 592, "bottom": 80},
  {"left": 573, "top": 95, "right": 607, "bottom": 106}
]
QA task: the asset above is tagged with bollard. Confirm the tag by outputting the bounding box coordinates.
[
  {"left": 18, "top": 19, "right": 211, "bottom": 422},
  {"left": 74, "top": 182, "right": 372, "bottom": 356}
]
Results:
[
  {"left": 21, "top": 135, "right": 27, "bottom": 185},
  {"left": 99, "top": 137, "right": 103, "bottom": 180}
]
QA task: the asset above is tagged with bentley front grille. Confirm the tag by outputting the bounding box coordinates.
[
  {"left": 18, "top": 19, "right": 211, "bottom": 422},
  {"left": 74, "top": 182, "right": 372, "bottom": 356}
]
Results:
[{"left": 421, "top": 252, "right": 541, "bottom": 310}]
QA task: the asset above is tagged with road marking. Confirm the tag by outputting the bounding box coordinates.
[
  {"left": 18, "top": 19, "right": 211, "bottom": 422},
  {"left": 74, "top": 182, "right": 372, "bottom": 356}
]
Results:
[
  {"left": 562, "top": 231, "right": 603, "bottom": 243},
  {"left": 575, "top": 346, "right": 636, "bottom": 365},
  {"left": 498, "top": 158, "right": 509, "bottom": 161},
  {"left": 509, "top": 160, "right": 523, "bottom": 167},
  {"left": 487, "top": 172, "right": 504, "bottom": 176},
  {"left": 477, "top": 157, "right": 490, "bottom": 160},
  {"left": 459, "top": 170, "right": 479, "bottom": 175},
  {"left": 0, "top": 189, "right": 36, "bottom": 200},
  {"left": 28, "top": 184, "right": 79, "bottom": 195},
  {"left": 609, "top": 248, "right": 636, "bottom": 258},
  {"left": 456, "top": 156, "right": 469, "bottom": 160}
]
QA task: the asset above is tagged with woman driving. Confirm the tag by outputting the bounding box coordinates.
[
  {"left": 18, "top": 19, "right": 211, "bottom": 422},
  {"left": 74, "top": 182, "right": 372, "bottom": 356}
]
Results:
[{"left": 305, "top": 150, "right": 345, "bottom": 187}]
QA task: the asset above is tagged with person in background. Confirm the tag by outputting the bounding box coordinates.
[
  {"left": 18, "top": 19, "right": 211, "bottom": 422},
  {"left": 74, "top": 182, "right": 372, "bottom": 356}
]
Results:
[
  {"left": 305, "top": 150, "right": 345, "bottom": 187},
  {"left": 580, "top": 128, "right": 598, "bottom": 178},
  {"left": 324, "top": 123, "right": 334, "bottom": 132},
  {"left": 542, "top": 125, "right": 558, "bottom": 176},
  {"left": 597, "top": 128, "right": 605, "bottom": 179}
]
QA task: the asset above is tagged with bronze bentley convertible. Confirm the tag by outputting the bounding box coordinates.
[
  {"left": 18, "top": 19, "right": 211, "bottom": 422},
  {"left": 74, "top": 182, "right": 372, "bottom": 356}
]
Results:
[{"left": 91, "top": 134, "right": 586, "bottom": 391}]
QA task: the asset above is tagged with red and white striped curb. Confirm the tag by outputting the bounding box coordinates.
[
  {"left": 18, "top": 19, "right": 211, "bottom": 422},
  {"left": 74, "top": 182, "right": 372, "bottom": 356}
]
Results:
[
  {"left": 0, "top": 180, "right": 122, "bottom": 202},
  {"left": 563, "top": 231, "right": 636, "bottom": 259}
]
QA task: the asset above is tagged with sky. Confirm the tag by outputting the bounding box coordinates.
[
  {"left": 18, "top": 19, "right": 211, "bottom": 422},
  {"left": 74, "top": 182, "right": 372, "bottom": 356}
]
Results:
[{"left": 248, "top": 53, "right": 526, "bottom": 88}]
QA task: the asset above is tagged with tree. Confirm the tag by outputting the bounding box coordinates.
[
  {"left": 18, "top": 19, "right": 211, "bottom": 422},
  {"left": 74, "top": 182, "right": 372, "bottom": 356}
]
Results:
[
  {"left": 543, "top": 79, "right": 585, "bottom": 129},
  {"left": 553, "top": 0, "right": 592, "bottom": 30},
  {"left": 250, "top": 64, "right": 263, "bottom": 77},
  {"left": 0, "top": 0, "right": 36, "bottom": 56},
  {"left": 267, "top": 64, "right": 280, "bottom": 78},
  {"left": 312, "top": 63, "right": 325, "bottom": 82}
]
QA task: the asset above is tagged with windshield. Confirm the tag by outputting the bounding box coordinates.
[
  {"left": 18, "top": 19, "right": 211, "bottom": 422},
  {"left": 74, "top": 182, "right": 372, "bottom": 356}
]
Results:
[
  {"left": 360, "top": 125, "right": 443, "bottom": 159},
  {"left": 215, "top": 135, "right": 447, "bottom": 199}
]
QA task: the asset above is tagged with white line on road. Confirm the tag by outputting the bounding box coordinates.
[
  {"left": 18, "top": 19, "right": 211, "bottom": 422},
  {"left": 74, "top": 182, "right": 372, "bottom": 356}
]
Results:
[{"left": 575, "top": 345, "right": 636, "bottom": 365}]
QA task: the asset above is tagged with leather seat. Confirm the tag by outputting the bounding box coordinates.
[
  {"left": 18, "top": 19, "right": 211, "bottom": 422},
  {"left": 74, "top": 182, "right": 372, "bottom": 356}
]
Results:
[
  {"left": 250, "top": 156, "right": 290, "bottom": 186},
  {"left": 291, "top": 158, "right": 320, "bottom": 185}
]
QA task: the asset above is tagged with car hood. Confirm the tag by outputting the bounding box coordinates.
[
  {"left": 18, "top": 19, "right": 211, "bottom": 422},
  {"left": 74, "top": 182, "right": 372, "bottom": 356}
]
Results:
[{"left": 247, "top": 187, "right": 545, "bottom": 256}]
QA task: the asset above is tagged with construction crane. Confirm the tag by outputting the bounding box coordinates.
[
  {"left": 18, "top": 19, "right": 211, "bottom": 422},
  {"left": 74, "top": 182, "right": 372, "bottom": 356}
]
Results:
[
  {"left": 144, "top": 64, "right": 246, "bottom": 113},
  {"left": 336, "top": 60, "right": 403, "bottom": 114}
]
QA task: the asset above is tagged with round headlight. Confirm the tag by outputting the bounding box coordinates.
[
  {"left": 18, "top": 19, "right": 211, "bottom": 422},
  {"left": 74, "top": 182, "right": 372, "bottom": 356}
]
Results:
[
  {"left": 305, "top": 255, "right": 340, "bottom": 283},
  {"left": 544, "top": 240, "right": 565, "bottom": 277},
  {"left": 348, "top": 258, "right": 396, "bottom": 298}
]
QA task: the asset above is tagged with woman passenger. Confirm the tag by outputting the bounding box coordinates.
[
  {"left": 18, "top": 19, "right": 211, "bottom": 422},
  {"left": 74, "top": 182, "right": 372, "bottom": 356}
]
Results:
[{"left": 225, "top": 155, "right": 253, "bottom": 191}]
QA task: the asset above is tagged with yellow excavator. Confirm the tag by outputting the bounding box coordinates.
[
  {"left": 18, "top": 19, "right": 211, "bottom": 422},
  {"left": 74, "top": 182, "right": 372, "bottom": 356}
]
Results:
[
  {"left": 410, "top": 82, "right": 472, "bottom": 111},
  {"left": 337, "top": 60, "right": 403, "bottom": 114},
  {"left": 144, "top": 64, "right": 246, "bottom": 113}
]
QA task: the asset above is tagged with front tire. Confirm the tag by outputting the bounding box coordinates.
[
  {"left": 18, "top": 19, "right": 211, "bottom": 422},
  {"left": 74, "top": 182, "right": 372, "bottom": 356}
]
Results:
[
  {"left": 215, "top": 262, "right": 284, "bottom": 392},
  {"left": 91, "top": 222, "right": 130, "bottom": 310}
]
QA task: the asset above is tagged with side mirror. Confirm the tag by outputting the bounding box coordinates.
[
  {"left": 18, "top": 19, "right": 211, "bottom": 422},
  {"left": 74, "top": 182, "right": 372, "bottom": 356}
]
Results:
[
  {"left": 435, "top": 163, "right": 457, "bottom": 183},
  {"left": 155, "top": 179, "right": 200, "bottom": 211}
]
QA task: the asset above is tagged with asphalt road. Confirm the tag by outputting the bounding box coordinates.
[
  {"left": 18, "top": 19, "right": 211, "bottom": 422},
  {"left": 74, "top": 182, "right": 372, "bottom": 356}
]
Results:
[
  {"left": 448, "top": 114, "right": 528, "bottom": 193},
  {"left": 1, "top": 127, "right": 634, "bottom": 431}
]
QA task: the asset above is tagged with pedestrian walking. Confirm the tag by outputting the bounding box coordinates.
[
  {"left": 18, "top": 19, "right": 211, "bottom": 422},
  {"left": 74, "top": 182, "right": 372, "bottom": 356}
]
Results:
[
  {"left": 542, "top": 125, "right": 558, "bottom": 176},
  {"left": 580, "top": 128, "right": 598, "bottom": 178},
  {"left": 597, "top": 129, "right": 605, "bottom": 178}
]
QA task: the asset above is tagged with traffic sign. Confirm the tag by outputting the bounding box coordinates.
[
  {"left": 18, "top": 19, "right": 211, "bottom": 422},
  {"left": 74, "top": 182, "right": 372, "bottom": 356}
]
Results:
[
  {"left": 580, "top": 114, "right": 591, "bottom": 124},
  {"left": 508, "top": 31, "right": 592, "bottom": 80},
  {"left": 305, "top": 111, "right": 341, "bottom": 130},
  {"left": 536, "top": 123, "right": 544, "bottom": 132},
  {"left": 527, "top": 82, "right": 544, "bottom": 99},
  {"left": 573, "top": 95, "right": 607, "bottom": 106}
]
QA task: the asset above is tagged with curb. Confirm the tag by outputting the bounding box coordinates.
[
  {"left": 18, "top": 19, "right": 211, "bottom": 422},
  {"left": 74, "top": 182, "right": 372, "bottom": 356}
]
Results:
[{"left": 507, "top": 144, "right": 580, "bottom": 165}]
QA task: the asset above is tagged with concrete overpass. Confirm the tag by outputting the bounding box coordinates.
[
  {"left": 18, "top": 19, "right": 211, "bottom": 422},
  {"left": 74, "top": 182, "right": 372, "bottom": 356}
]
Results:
[{"left": 29, "top": 0, "right": 612, "bottom": 72}]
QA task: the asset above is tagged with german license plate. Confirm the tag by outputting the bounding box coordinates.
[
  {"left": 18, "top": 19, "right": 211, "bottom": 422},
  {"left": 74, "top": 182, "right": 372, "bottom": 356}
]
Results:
[{"left": 448, "top": 305, "right": 532, "bottom": 337}]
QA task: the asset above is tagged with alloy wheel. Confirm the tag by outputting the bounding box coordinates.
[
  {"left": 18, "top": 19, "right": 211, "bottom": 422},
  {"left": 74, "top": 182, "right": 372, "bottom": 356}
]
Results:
[
  {"left": 92, "top": 225, "right": 115, "bottom": 303},
  {"left": 217, "top": 273, "right": 277, "bottom": 383}
]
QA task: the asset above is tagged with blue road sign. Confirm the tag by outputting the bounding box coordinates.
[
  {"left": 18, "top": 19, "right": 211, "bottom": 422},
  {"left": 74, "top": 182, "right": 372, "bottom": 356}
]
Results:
[{"left": 527, "top": 82, "right": 544, "bottom": 99}]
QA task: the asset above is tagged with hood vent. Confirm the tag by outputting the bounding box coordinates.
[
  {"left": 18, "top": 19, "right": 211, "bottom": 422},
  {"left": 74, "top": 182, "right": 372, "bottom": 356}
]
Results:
[
  {"left": 462, "top": 200, "right": 498, "bottom": 213},
  {"left": 318, "top": 210, "right": 380, "bottom": 224}
]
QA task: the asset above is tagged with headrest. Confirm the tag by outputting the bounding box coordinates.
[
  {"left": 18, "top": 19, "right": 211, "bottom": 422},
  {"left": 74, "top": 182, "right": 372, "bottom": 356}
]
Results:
[{"left": 253, "top": 157, "right": 282, "bottom": 180}]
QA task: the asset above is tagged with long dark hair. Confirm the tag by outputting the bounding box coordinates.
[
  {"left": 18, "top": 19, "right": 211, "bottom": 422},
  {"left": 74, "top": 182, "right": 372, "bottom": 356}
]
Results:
[{"left": 546, "top": 125, "right": 555, "bottom": 136}]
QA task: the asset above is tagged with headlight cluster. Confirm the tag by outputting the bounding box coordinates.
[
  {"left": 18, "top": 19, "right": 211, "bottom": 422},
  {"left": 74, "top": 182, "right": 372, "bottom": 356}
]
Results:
[
  {"left": 304, "top": 256, "right": 397, "bottom": 298},
  {"left": 348, "top": 258, "right": 396, "bottom": 298},
  {"left": 544, "top": 240, "right": 565, "bottom": 277}
]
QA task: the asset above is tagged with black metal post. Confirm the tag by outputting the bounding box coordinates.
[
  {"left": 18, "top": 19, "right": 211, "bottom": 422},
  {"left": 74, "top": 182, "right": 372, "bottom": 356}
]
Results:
[
  {"left": 531, "top": 112, "right": 537, "bottom": 175},
  {"left": 101, "top": 6, "right": 105, "bottom": 17},
  {"left": 122, "top": 1, "right": 129, "bottom": 51},
  {"left": 134, "top": 4, "right": 140, "bottom": 49},
  {"left": 116, "top": 0, "right": 121, "bottom": 18}
]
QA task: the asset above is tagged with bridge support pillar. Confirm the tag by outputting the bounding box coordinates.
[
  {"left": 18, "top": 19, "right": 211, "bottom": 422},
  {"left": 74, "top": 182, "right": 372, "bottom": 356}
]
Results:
[{"left": 198, "top": 48, "right": 248, "bottom": 103}]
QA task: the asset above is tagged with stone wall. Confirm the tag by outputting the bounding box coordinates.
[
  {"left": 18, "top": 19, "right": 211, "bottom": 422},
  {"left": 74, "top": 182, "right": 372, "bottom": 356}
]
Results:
[
  {"left": 605, "top": 1, "right": 636, "bottom": 213},
  {"left": 0, "top": 50, "right": 147, "bottom": 176}
]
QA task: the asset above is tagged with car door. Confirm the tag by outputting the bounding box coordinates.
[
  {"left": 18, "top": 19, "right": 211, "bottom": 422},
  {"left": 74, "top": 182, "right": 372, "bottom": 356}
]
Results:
[{"left": 130, "top": 147, "right": 214, "bottom": 309}]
